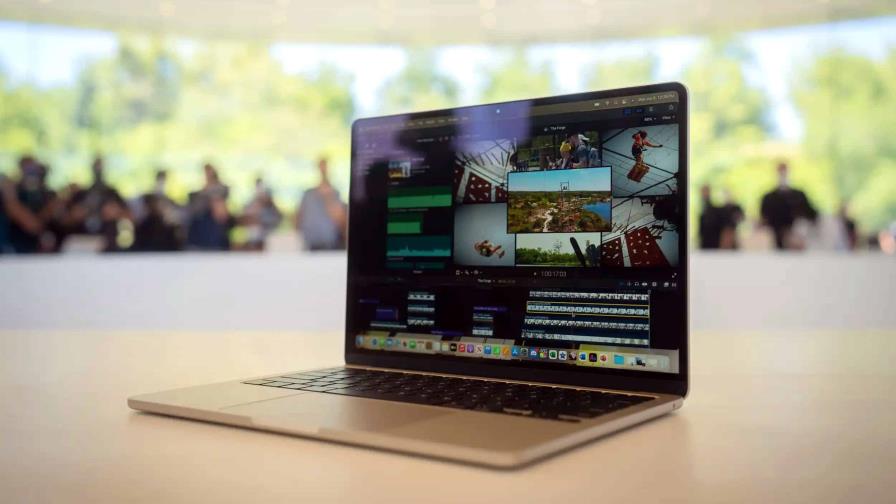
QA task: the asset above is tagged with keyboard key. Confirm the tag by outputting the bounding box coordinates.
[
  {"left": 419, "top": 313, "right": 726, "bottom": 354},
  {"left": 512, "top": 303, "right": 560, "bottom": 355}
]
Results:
[
  {"left": 261, "top": 381, "right": 292, "bottom": 387},
  {"left": 302, "top": 385, "right": 341, "bottom": 393},
  {"left": 281, "top": 373, "right": 324, "bottom": 380},
  {"left": 278, "top": 377, "right": 313, "bottom": 383}
]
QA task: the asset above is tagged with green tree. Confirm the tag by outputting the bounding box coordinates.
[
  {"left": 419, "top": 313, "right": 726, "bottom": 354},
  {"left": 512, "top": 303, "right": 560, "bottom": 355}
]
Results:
[
  {"left": 0, "top": 65, "right": 75, "bottom": 183},
  {"left": 479, "top": 49, "right": 554, "bottom": 103},
  {"left": 3, "top": 36, "right": 357, "bottom": 207},
  {"left": 794, "top": 49, "right": 896, "bottom": 231},
  {"left": 680, "top": 40, "right": 774, "bottom": 231},
  {"left": 162, "top": 41, "right": 355, "bottom": 204},
  {"left": 74, "top": 38, "right": 181, "bottom": 140},
  {"left": 63, "top": 38, "right": 356, "bottom": 205},
  {"left": 378, "top": 49, "right": 459, "bottom": 114},
  {"left": 585, "top": 55, "right": 657, "bottom": 91}
]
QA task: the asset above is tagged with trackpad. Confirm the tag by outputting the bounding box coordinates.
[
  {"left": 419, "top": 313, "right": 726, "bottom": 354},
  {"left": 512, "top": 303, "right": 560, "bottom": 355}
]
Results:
[{"left": 220, "top": 392, "right": 449, "bottom": 432}]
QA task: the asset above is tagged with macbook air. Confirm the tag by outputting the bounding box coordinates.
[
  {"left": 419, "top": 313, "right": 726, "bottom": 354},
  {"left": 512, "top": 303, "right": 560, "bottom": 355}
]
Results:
[{"left": 129, "top": 82, "right": 689, "bottom": 468}]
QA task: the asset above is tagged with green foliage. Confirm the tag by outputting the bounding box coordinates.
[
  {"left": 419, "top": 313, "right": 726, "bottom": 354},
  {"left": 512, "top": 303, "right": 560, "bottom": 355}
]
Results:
[
  {"left": 0, "top": 69, "right": 74, "bottom": 174},
  {"left": 75, "top": 38, "right": 180, "bottom": 134},
  {"left": 1, "top": 36, "right": 356, "bottom": 210},
  {"left": 679, "top": 40, "right": 777, "bottom": 235},
  {"left": 687, "top": 43, "right": 768, "bottom": 144},
  {"left": 480, "top": 49, "right": 553, "bottom": 103},
  {"left": 378, "top": 48, "right": 459, "bottom": 114},
  {"left": 794, "top": 50, "right": 896, "bottom": 231},
  {"left": 516, "top": 247, "right": 578, "bottom": 266},
  {"left": 586, "top": 55, "right": 657, "bottom": 91},
  {"left": 508, "top": 191, "right": 609, "bottom": 233}
]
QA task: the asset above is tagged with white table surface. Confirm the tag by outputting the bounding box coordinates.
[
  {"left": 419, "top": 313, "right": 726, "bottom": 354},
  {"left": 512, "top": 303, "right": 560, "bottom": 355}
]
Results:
[
  {"left": 1, "top": 329, "right": 893, "bottom": 503},
  {"left": 3, "top": 252, "right": 894, "bottom": 334}
]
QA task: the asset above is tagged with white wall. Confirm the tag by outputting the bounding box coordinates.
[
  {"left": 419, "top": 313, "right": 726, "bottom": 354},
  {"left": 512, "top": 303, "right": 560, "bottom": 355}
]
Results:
[
  {"left": 0, "top": 253, "right": 347, "bottom": 332},
  {"left": 1, "top": 252, "right": 893, "bottom": 332},
  {"left": 690, "top": 252, "right": 895, "bottom": 331}
]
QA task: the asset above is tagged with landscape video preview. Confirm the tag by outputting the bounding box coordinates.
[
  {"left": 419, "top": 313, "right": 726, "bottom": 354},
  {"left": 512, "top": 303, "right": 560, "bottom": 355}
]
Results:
[
  {"left": 516, "top": 232, "right": 601, "bottom": 267},
  {"left": 506, "top": 167, "right": 612, "bottom": 234}
]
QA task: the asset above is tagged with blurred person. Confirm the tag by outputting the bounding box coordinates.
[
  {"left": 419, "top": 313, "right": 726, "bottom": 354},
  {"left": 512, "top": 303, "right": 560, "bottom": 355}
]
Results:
[
  {"left": 295, "top": 158, "right": 347, "bottom": 251},
  {"left": 805, "top": 204, "right": 856, "bottom": 251},
  {"left": 507, "top": 151, "right": 521, "bottom": 172},
  {"left": 838, "top": 203, "right": 859, "bottom": 251},
  {"left": 807, "top": 214, "right": 851, "bottom": 251},
  {"left": 719, "top": 189, "right": 745, "bottom": 250},
  {"left": 878, "top": 223, "right": 896, "bottom": 255},
  {"left": 567, "top": 132, "right": 599, "bottom": 168},
  {"left": 0, "top": 174, "right": 10, "bottom": 253},
  {"left": 760, "top": 161, "right": 817, "bottom": 250},
  {"left": 132, "top": 194, "right": 182, "bottom": 252},
  {"left": 186, "top": 163, "right": 233, "bottom": 251},
  {"left": 699, "top": 185, "right": 745, "bottom": 250},
  {"left": 0, "top": 172, "right": 43, "bottom": 253},
  {"left": 69, "top": 156, "right": 125, "bottom": 235},
  {"left": 50, "top": 182, "right": 85, "bottom": 251},
  {"left": 98, "top": 191, "right": 134, "bottom": 253},
  {"left": 538, "top": 150, "right": 551, "bottom": 170},
  {"left": 5, "top": 157, "right": 58, "bottom": 253},
  {"left": 697, "top": 184, "right": 723, "bottom": 249},
  {"left": 241, "top": 178, "right": 283, "bottom": 251},
  {"left": 132, "top": 169, "right": 181, "bottom": 226},
  {"left": 627, "top": 130, "right": 663, "bottom": 182},
  {"left": 866, "top": 235, "right": 881, "bottom": 251},
  {"left": 552, "top": 141, "right": 573, "bottom": 170}
]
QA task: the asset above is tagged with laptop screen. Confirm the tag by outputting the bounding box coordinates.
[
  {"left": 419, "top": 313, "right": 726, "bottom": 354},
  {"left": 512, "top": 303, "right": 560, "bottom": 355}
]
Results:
[{"left": 346, "top": 83, "right": 686, "bottom": 379}]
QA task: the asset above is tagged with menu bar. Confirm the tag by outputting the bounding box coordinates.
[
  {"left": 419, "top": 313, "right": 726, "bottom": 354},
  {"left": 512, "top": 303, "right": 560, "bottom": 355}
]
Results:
[
  {"left": 357, "top": 91, "right": 679, "bottom": 132},
  {"left": 530, "top": 91, "right": 678, "bottom": 116}
]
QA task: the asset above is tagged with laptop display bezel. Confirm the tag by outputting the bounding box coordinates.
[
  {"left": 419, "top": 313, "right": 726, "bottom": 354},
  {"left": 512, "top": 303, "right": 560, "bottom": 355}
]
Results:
[{"left": 343, "top": 82, "right": 689, "bottom": 397}]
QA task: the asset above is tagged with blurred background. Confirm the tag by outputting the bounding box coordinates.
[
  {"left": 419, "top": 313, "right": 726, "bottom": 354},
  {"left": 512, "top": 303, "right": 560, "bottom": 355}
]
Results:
[{"left": 1, "top": 1, "right": 894, "bottom": 332}]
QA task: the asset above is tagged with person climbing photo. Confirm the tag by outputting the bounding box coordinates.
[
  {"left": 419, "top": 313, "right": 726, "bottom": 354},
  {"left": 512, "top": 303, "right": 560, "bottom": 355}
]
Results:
[{"left": 627, "top": 129, "right": 663, "bottom": 182}]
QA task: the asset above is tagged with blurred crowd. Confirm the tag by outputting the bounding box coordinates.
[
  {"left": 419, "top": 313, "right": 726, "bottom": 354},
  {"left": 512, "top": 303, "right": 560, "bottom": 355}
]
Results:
[
  {"left": 2, "top": 155, "right": 894, "bottom": 256},
  {"left": 698, "top": 161, "right": 895, "bottom": 253},
  {"left": 0, "top": 155, "right": 347, "bottom": 254}
]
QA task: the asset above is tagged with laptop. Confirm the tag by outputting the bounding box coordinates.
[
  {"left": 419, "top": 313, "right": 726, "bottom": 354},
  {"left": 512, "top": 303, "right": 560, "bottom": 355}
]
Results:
[{"left": 129, "top": 82, "right": 689, "bottom": 468}]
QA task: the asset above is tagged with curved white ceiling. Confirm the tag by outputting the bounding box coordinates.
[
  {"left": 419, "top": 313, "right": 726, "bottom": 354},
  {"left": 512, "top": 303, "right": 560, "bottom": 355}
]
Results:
[{"left": 0, "top": 0, "right": 894, "bottom": 43}]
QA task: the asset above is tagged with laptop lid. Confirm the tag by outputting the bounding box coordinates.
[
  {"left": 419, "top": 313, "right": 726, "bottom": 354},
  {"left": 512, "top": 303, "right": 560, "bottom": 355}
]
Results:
[{"left": 345, "top": 83, "right": 688, "bottom": 397}]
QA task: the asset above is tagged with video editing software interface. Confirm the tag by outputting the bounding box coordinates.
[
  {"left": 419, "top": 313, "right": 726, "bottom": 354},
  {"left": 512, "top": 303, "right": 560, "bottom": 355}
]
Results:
[{"left": 348, "top": 88, "right": 684, "bottom": 375}]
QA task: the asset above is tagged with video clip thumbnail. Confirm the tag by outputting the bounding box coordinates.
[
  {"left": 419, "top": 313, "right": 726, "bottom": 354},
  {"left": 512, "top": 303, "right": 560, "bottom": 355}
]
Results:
[
  {"left": 453, "top": 139, "right": 517, "bottom": 204},
  {"left": 601, "top": 196, "right": 679, "bottom": 267},
  {"left": 453, "top": 203, "right": 516, "bottom": 267},
  {"left": 516, "top": 130, "right": 600, "bottom": 171},
  {"left": 516, "top": 233, "right": 601, "bottom": 267},
  {"left": 507, "top": 167, "right": 611, "bottom": 234},
  {"left": 602, "top": 124, "right": 679, "bottom": 197}
]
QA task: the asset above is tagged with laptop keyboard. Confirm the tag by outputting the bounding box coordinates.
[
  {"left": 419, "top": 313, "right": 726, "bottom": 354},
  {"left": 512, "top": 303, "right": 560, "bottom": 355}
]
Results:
[{"left": 243, "top": 367, "right": 654, "bottom": 422}]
